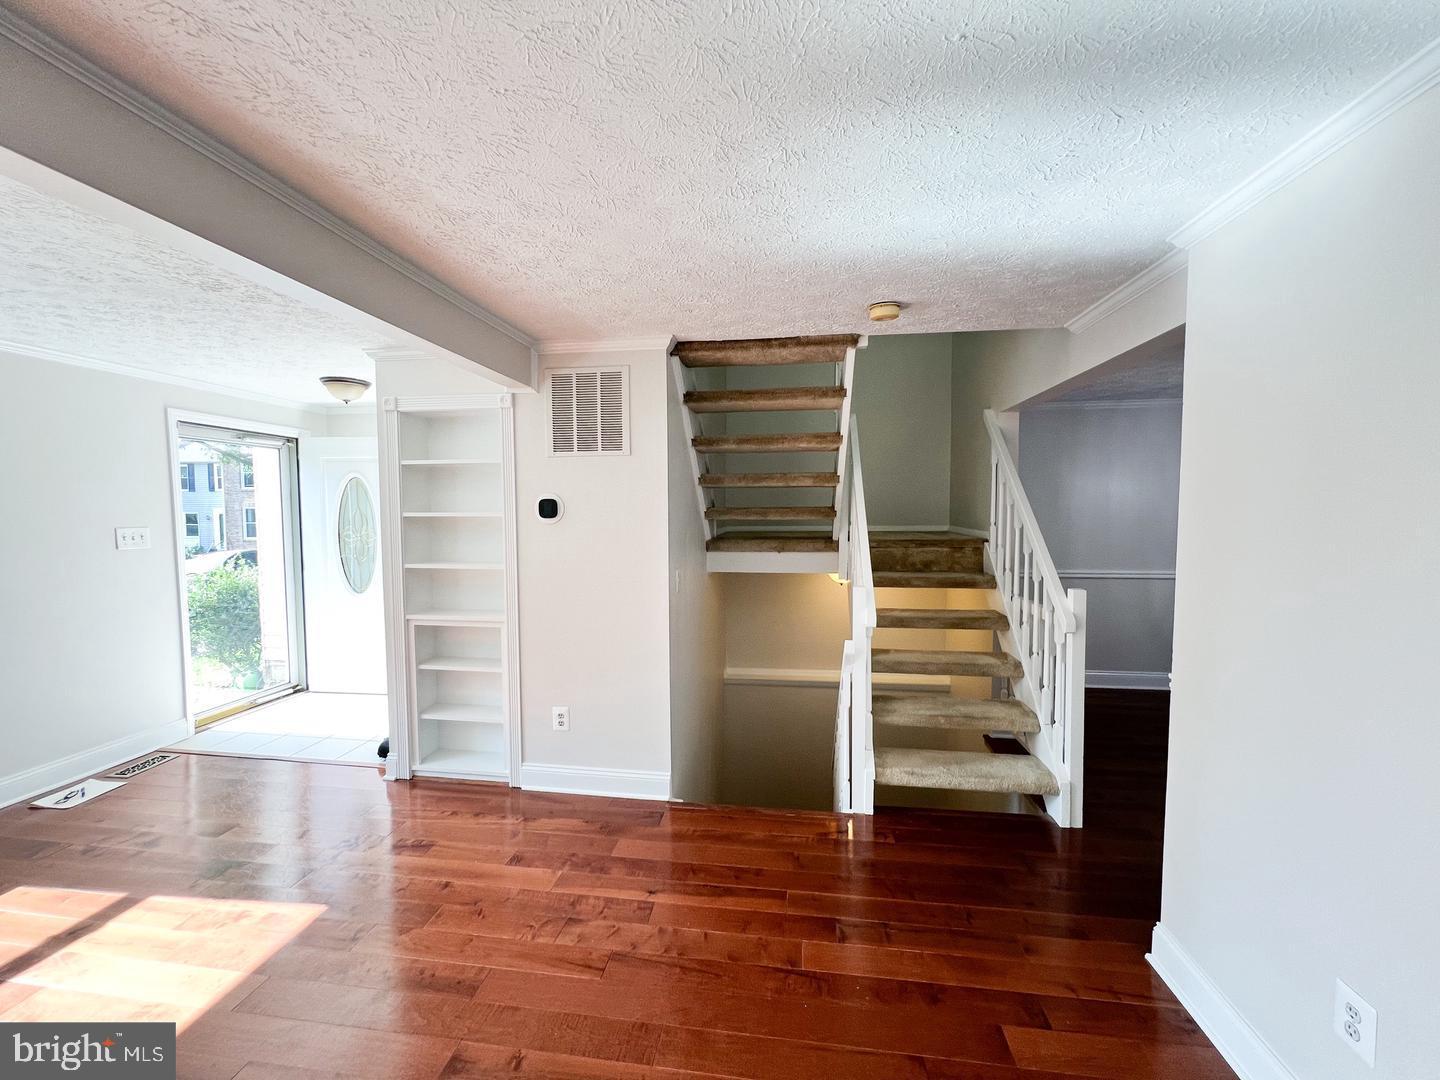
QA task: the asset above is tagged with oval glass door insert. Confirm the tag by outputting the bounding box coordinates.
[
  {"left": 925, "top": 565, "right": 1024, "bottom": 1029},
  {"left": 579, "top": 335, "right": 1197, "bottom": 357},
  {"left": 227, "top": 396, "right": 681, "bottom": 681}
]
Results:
[{"left": 337, "top": 476, "right": 377, "bottom": 593}]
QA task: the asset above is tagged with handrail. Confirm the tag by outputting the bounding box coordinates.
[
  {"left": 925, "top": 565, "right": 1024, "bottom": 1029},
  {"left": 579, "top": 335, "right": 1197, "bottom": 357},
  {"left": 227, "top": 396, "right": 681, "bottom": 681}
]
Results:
[
  {"left": 983, "top": 409, "right": 1075, "bottom": 633},
  {"left": 834, "top": 418, "right": 876, "bottom": 814},
  {"left": 984, "top": 407, "right": 1086, "bottom": 827}
]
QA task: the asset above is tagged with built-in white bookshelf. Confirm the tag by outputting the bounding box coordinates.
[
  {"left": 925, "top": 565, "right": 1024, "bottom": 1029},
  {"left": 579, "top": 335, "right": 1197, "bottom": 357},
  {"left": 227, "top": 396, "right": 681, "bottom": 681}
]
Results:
[{"left": 383, "top": 397, "right": 516, "bottom": 783}]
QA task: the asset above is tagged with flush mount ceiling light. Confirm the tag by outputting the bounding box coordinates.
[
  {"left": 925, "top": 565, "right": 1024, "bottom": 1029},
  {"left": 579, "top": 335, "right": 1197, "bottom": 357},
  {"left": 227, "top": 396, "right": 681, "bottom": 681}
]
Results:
[
  {"left": 319, "top": 376, "right": 372, "bottom": 404},
  {"left": 867, "top": 300, "right": 902, "bottom": 322}
]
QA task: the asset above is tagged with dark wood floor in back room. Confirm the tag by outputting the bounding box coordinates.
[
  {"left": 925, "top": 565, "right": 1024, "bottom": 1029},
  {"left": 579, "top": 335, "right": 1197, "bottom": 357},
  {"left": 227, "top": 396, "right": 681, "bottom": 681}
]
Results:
[{"left": 0, "top": 690, "right": 1234, "bottom": 1079}]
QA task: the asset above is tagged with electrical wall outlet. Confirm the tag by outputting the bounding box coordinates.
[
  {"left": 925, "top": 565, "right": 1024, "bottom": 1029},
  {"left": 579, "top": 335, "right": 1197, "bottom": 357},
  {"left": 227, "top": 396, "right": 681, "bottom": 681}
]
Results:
[
  {"left": 552, "top": 706, "right": 570, "bottom": 732},
  {"left": 115, "top": 527, "right": 150, "bottom": 550},
  {"left": 1334, "top": 978, "right": 1377, "bottom": 1066}
]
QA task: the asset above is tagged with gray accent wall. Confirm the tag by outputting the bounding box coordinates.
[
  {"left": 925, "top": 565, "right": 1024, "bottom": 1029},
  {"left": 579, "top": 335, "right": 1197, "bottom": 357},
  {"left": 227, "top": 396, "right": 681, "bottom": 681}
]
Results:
[{"left": 1018, "top": 401, "right": 1182, "bottom": 683}]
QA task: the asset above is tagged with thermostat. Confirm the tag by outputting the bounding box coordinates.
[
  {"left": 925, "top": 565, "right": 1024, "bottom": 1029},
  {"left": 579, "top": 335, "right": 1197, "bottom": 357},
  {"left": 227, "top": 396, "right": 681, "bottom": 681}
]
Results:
[{"left": 537, "top": 495, "right": 564, "bottom": 522}]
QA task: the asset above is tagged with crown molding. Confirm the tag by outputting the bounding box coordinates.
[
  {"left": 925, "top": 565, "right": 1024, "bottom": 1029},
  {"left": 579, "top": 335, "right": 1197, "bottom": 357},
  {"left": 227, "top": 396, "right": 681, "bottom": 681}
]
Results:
[
  {"left": 0, "top": 7, "right": 535, "bottom": 351},
  {"left": 1065, "top": 249, "right": 1188, "bottom": 335},
  {"left": 0, "top": 338, "right": 345, "bottom": 411},
  {"left": 537, "top": 337, "right": 674, "bottom": 355},
  {"left": 1169, "top": 35, "right": 1440, "bottom": 248}
]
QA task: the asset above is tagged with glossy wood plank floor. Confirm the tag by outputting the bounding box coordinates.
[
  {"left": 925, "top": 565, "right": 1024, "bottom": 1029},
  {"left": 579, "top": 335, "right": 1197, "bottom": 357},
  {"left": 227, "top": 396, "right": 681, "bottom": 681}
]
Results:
[{"left": 0, "top": 690, "right": 1234, "bottom": 1079}]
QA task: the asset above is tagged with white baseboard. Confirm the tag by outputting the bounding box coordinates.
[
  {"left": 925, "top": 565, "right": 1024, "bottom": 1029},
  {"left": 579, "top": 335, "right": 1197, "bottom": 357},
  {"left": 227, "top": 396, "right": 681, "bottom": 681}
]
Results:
[
  {"left": 519, "top": 762, "right": 670, "bottom": 801},
  {"left": 1148, "top": 924, "right": 1297, "bottom": 1080},
  {"left": 0, "top": 717, "right": 189, "bottom": 809},
  {"left": 948, "top": 525, "right": 989, "bottom": 539},
  {"left": 1087, "top": 670, "right": 1170, "bottom": 690}
]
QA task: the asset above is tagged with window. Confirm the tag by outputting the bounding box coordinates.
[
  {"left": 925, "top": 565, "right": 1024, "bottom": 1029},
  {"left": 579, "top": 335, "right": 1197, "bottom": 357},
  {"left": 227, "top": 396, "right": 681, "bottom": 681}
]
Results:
[
  {"left": 241, "top": 463, "right": 254, "bottom": 489},
  {"left": 178, "top": 463, "right": 196, "bottom": 492},
  {"left": 184, "top": 513, "right": 200, "bottom": 538},
  {"left": 243, "top": 507, "right": 257, "bottom": 539},
  {"left": 210, "top": 463, "right": 224, "bottom": 490}
]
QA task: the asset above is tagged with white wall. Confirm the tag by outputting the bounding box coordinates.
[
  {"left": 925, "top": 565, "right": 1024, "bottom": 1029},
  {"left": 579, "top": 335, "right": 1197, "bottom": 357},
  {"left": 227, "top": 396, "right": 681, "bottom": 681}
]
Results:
[
  {"left": 853, "top": 334, "right": 953, "bottom": 528},
  {"left": 512, "top": 348, "right": 673, "bottom": 792},
  {"left": 1019, "top": 402, "right": 1181, "bottom": 684},
  {"left": 666, "top": 358, "right": 724, "bottom": 802},
  {"left": 1160, "top": 84, "right": 1440, "bottom": 1079},
  {"left": 949, "top": 275, "right": 1187, "bottom": 532},
  {"left": 0, "top": 349, "right": 329, "bottom": 804}
]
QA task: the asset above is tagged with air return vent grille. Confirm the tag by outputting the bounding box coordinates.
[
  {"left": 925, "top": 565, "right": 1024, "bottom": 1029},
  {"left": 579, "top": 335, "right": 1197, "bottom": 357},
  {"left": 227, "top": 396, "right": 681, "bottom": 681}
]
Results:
[{"left": 547, "top": 367, "right": 629, "bottom": 456}]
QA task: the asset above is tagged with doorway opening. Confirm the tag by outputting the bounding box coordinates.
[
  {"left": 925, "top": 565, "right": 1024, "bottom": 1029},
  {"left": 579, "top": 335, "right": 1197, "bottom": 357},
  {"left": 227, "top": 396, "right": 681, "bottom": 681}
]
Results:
[
  {"left": 169, "top": 416, "right": 388, "bottom": 766},
  {"left": 172, "top": 419, "right": 304, "bottom": 724}
]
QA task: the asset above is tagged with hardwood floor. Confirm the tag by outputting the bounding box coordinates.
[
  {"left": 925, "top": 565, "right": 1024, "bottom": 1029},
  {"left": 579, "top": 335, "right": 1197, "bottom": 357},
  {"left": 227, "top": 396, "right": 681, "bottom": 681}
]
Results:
[{"left": 0, "top": 690, "right": 1233, "bottom": 1079}]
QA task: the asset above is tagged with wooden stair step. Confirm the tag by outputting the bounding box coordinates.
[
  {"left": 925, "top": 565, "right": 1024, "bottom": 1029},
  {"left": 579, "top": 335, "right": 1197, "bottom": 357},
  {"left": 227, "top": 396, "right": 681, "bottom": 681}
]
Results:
[
  {"left": 873, "top": 571, "right": 996, "bottom": 588},
  {"left": 700, "top": 472, "right": 838, "bottom": 488},
  {"left": 705, "top": 506, "right": 836, "bottom": 521},
  {"left": 870, "top": 533, "right": 986, "bottom": 573},
  {"left": 870, "top": 533, "right": 988, "bottom": 549},
  {"left": 675, "top": 335, "right": 859, "bottom": 367},
  {"left": 684, "top": 387, "right": 845, "bottom": 413},
  {"left": 707, "top": 533, "right": 839, "bottom": 553},
  {"left": 873, "top": 692, "right": 1038, "bottom": 733},
  {"left": 876, "top": 608, "right": 1009, "bottom": 630},
  {"left": 872, "top": 649, "right": 1022, "bottom": 678},
  {"left": 693, "top": 433, "right": 842, "bottom": 454},
  {"left": 874, "top": 747, "right": 1059, "bottom": 796}
]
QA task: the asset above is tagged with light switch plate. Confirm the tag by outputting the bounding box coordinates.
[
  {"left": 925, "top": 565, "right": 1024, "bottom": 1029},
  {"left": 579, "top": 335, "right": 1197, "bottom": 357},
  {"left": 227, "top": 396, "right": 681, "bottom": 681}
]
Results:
[{"left": 115, "top": 527, "right": 150, "bottom": 550}]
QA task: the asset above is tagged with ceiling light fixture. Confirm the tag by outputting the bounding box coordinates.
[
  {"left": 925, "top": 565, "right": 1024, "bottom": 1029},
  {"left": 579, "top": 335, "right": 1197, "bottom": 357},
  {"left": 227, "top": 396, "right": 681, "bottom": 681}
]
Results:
[
  {"left": 868, "top": 300, "right": 902, "bottom": 322},
  {"left": 319, "top": 376, "right": 372, "bottom": 404}
]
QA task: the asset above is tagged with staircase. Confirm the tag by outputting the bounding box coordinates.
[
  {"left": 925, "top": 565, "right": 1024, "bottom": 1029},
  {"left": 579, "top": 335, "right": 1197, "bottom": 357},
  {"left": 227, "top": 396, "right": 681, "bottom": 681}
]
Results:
[
  {"left": 671, "top": 335, "right": 864, "bottom": 572},
  {"left": 833, "top": 410, "right": 1088, "bottom": 828},
  {"left": 868, "top": 533, "right": 1060, "bottom": 802}
]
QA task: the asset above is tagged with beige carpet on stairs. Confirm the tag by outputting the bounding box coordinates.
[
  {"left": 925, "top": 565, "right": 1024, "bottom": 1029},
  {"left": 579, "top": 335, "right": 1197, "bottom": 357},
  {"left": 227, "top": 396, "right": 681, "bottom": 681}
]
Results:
[{"left": 875, "top": 747, "right": 1059, "bottom": 796}]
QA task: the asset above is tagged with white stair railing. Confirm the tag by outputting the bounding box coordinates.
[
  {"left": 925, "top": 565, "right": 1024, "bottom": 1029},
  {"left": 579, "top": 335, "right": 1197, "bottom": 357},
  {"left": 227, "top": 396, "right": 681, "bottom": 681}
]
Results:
[
  {"left": 984, "top": 408, "right": 1087, "bottom": 827},
  {"left": 834, "top": 419, "right": 876, "bottom": 814}
]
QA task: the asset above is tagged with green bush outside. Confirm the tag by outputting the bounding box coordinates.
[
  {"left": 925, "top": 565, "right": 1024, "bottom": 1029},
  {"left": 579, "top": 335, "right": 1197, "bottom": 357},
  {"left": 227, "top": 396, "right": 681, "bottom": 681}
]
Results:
[{"left": 187, "top": 560, "right": 262, "bottom": 685}]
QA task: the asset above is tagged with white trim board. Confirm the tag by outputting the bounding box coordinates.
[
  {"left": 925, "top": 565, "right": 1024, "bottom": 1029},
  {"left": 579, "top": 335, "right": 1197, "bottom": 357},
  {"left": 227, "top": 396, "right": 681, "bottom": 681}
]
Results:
[
  {"left": 1170, "top": 35, "right": 1440, "bottom": 247},
  {"left": 707, "top": 551, "right": 839, "bottom": 575},
  {"left": 519, "top": 762, "right": 670, "bottom": 801},
  {"left": 1067, "top": 34, "right": 1440, "bottom": 336},
  {"left": 725, "top": 667, "right": 950, "bottom": 690},
  {"left": 0, "top": 717, "right": 188, "bottom": 810},
  {"left": 538, "top": 338, "right": 674, "bottom": 355},
  {"left": 1065, "top": 249, "right": 1189, "bottom": 334},
  {"left": 1148, "top": 924, "right": 1298, "bottom": 1080},
  {"left": 0, "top": 9, "right": 533, "bottom": 352},
  {"left": 1059, "top": 569, "right": 1176, "bottom": 581},
  {"left": 1087, "top": 670, "right": 1170, "bottom": 691}
]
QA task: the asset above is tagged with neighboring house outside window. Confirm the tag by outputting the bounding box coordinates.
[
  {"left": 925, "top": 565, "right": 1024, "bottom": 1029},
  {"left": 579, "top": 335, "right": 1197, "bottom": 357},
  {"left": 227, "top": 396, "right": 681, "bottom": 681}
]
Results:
[
  {"left": 210, "top": 462, "right": 224, "bottom": 490},
  {"left": 184, "top": 513, "right": 200, "bottom": 538},
  {"left": 241, "top": 464, "right": 254, "bottom": 489},
  {"left": 244, "top": 507, "right": 257, "bottom": 539},
  {"left": 179, "top": 463, "right": 196, "bottom": 492}
]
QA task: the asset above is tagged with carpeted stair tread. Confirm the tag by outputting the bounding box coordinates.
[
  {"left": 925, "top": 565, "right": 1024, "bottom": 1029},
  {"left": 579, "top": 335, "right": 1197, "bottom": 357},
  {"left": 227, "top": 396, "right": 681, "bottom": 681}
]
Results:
[
  {"left": 705, "top": 506, "right": 836, "bottom": 521},
  {"left": 874, "top": 747, "right": 1059, "bottom": 796},
  {"left": 675, "top": 335, "right": 859, "bottom": 367},
  {"left": 694, "top": 433, "right": 842, "bottom": 454},
  {"left": 700, "top": 472, "right": 839, "bottom": 488},
  {"left": 877, "top": 608, "right": 1009, "bottom": 630},
  {"left": 684, "top": 387, "right": 845, "bottom": 413},
  {"left": 872, "top": 649, "right": 1023, "bottom": 677},
  {"left": 707, "top": 533, "right": 839, "bottom": 553},
  {"left": 873, "top": 571, "right": 996, "bottom": 588},
  {"left": 873, "top": 692, "right": 1038, "bottom": 732}
]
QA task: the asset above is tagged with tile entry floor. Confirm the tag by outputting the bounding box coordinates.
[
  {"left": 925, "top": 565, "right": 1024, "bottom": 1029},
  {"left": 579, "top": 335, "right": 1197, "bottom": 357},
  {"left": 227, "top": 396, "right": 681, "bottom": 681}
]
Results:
[{"left": 168, "top": 691, "right": 387, "bottom": 767}]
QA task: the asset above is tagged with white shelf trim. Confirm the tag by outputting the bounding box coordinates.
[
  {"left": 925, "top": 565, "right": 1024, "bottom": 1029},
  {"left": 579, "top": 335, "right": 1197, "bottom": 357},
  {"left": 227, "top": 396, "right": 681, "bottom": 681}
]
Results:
[{"left": 419, "top": 702, "right": 504, "bottom": 724}]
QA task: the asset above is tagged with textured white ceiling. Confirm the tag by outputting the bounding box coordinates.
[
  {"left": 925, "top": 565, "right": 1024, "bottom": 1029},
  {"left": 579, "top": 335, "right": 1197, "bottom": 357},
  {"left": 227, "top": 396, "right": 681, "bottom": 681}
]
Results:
[
  {"left": 0, "top": 174, "right": 386, "bottom": 404},
  {"left": 11, "top": 1, "right": 1440, "bottom": 341}
]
